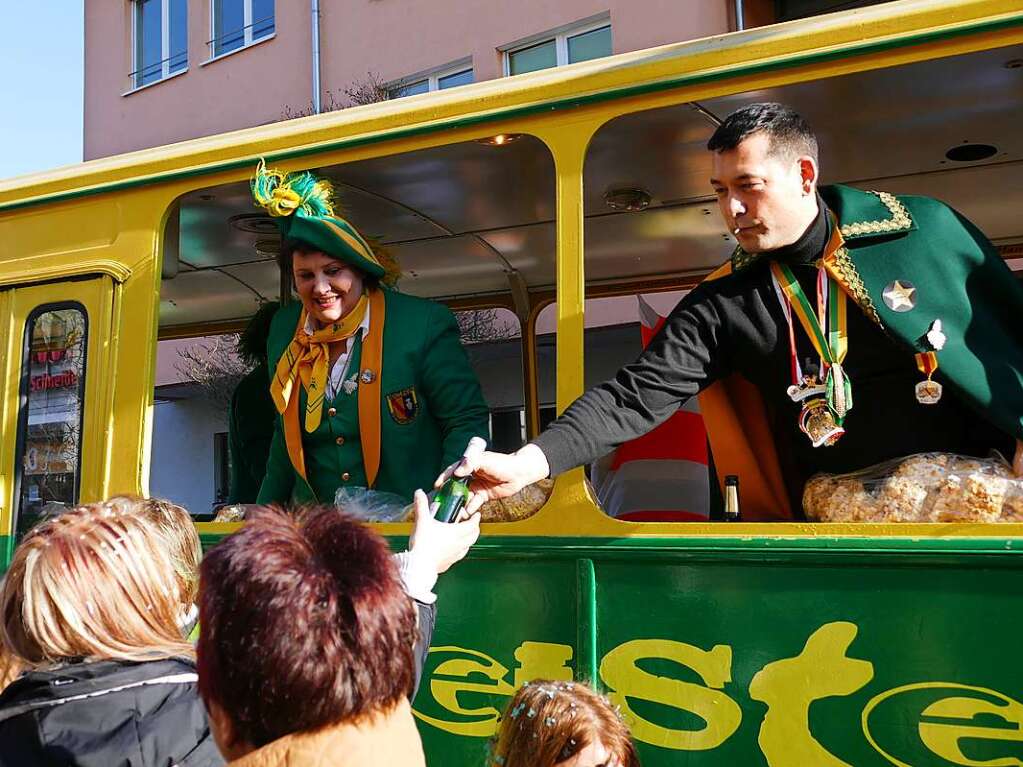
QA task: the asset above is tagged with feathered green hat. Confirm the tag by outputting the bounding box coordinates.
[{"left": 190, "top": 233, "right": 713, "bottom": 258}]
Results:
[{"left": 251, "top": 160, "right": 387, "bottom": 280}]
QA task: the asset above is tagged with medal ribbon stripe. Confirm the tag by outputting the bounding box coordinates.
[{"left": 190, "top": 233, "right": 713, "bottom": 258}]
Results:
[
  {"left": 770, "top": 261, "right": 835, "bottom": 365},
  {"left": 828, "top": 278, "right": 848, "bottom": 363},
  {"left": 915, "top": 351, "right": 938, "bottom": 376}
]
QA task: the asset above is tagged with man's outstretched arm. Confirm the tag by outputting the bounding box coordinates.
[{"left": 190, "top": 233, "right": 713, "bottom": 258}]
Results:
[{"left": 439, "top": 284, "right": 735, "bottom": 511}]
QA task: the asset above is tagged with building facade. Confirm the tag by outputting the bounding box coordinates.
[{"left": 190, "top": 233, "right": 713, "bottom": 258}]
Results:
[{"left": 83, "top": 0, "right": 782, "bottom": 159}]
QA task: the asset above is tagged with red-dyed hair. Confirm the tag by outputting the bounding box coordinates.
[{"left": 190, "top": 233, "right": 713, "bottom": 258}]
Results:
[
  {"left": 196, "top": 506, "right": 417, "bottom": 748},
  {"left": 492, "top": 680, "right": 641, "bottom": 767}
]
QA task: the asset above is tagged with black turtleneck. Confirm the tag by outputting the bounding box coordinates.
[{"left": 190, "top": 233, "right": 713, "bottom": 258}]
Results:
[
  {"left": 534, "top": 196, "right": 1013, "bottom": 517},
  {"left": 770, "top": 193, "right": 829, "bottom": 266}
]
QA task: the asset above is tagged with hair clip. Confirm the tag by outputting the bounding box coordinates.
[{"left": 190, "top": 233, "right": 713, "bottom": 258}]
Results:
[
  {"left": 544, "top": 688, "right": 556, "bottom": 700},
  {"left": 494, "top": 757, "right": 505, "bottom": 765},
  {"left": 527, "top": 707, "right": 537, "bottom": 719},
  {"left": 510, "top": 703, "right": 525, "bottom": 718},
  {"left": 545, "top": 716, "right": 556, "bottom": 726}
]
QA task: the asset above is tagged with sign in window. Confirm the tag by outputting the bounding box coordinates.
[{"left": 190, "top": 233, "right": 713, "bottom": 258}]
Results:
[{"left": 15, "top": 306, "right": 88, "bottom": 538}]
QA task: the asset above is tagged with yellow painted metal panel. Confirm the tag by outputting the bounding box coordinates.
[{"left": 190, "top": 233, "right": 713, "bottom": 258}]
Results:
[
  {"left": 0, "top": 290, "right": 14, "bottom": 533},
  {"left": 0, "top": 0, "right": 1020, "bottom": 541},
  {"left": 1, "top": 279, "right": 112, "bottom": 536}
]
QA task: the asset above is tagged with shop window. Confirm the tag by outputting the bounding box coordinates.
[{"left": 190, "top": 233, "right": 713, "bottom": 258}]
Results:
[
  {"left": 131, "top": 0, "right": 187, "bottom": 88},
  {"left": 14, "top": 306, "right": 88, "bottom": 538}
]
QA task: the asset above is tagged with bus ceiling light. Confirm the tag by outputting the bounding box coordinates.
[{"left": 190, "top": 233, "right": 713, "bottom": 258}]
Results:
[
  {"left": 945, "top": 143, "right": 998, "bottom": 162},
  {"left": 476, "top": 133, "right": 522, "bottom": 147},
  {"left": 604, "top": 187, "right": 652, "bottom": 212}
]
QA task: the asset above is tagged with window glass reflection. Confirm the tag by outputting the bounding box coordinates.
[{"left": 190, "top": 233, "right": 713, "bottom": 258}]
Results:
[{"left": 16, "top": 307, "right": 88, "bottom": 538}]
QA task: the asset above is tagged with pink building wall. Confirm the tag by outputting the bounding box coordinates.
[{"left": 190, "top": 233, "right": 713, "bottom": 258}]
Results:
[
  {"left": 85, "top": 0, "right": 753, "bottom": 160},
  {"left": 319, "top": 0, "right": 734, "bottom": 88},
  {"left": 85, "top": 0, "right": 311, "bottom": 159}
]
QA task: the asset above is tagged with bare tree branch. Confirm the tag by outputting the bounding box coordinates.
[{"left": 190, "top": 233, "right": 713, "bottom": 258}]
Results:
[
  {"left": 175, "top": 335, "right": 249, "bottom": 414},
  {"left": 456, "top": 309, "right": 520, "bottom": 345},
  {"left": 282, "top": 72, "right": 398, "bottom": 120}
]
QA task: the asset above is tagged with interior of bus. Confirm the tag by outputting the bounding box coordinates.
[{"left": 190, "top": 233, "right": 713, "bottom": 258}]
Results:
[{"left": 141, "top": 41, "right": 1023, "bottom": 522}]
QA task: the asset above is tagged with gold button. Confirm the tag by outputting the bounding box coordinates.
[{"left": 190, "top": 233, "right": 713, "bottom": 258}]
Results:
[
  {"left": 327, "top": 407, "right": 337, "bottom": 417},
  {"left": 341, "top": 472, "right": 350, "bottom": 481},
  {"left": 335, "top": 436, "right": 345, "bottom": 446}
]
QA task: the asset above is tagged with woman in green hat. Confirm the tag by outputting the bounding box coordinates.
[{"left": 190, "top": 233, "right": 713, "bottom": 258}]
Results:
[{"left": 252, "top": 162, "right": 490, "bottom": 505}]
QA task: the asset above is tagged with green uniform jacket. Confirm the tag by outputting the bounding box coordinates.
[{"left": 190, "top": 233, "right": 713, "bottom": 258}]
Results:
[
  {"left": 227, "top": 364, "right": 277, "bottom": 504},
  {"left": 256, "top": 289, "right": 490, "bottom": 504},
  {"left": 818, "top": 184, "right": 1023, "bottom": 441}
]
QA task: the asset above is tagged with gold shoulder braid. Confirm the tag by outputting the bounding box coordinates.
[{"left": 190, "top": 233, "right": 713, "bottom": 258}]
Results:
[
  {"left": 831, "top": 245, "right": 882, "bottom": 327},
  {"left": 730, "top": 245, "right": 759, "bottom": 272},
  {"left": 839, "top": 191, "right": 912, "bottom": 238}
]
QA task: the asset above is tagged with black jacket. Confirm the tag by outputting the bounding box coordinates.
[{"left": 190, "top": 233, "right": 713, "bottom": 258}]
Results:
[{"left": 0, "top": 657, "right": 223, "bottom": 767}]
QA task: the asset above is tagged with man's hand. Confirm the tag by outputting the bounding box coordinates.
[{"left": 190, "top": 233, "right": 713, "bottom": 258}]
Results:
[
  {"left": 408, "top": 489, "right": 481, "bottom": 575},
  {"left": 434, "top": 444, "right": 551, "bottom": 516},
  {"left": 1014, "top": 439, "right": 1023, "bottom": 477}
]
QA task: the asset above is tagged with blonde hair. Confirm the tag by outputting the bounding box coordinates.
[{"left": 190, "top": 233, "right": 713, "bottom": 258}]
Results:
[
  {"left": 1, "top": 502, "right": 194, "bottom": 665},
  {"left": 106, "top": 495, "right": 201, "bottom": 605},
  {"left": 0, "top": 630, "right": 22, "bottom": 691},
  {"left": 492, "top": 680, "right": 640, "bottom": 767}
]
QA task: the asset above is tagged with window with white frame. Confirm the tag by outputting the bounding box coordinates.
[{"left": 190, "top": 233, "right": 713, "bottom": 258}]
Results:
[
  {"left": 388, "top": 61, "right": 474, "bottom": 99},
  {"left": 505, "top": 19, "right": 612, "bottom": 76},
  {"left": 211, "top": 0, "right": 275, "bottom": 59},
  {"left": 132, "top": 0, "right": 187, "bottom": 89}
]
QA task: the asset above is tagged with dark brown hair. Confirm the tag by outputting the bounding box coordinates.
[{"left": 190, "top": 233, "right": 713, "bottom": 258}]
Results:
[
  {"left": 278, "top": 238, "right": 379, "bottom": 291},
  {"left": 491, "top": 680, "right": 641, "bottom": 767},
  {"left": 196, "top": 506, "right": 417, "bottom": 748},
  {"left": 707, "top": 102, "right": 818, "bottom": 164}
]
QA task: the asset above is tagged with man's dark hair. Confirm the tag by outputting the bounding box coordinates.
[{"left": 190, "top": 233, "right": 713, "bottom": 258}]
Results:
[
  {"left": 197, "top": 506, "right": 417, "bottom": 748},
  {"left": 707, "top": 103, "right": 818, "bottom": 163},
  {"left": 237, "top": 301, "right": 280, "bottom": 367}
]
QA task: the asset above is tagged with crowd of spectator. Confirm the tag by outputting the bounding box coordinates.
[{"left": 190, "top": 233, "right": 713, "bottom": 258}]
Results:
[{"left": 0, "top": 493, "right": 639, "bottom": 766}]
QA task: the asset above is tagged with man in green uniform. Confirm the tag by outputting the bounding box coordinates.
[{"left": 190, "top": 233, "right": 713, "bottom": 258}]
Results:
[
  {"left": 452, "top": 103, "right": 1023, "bottom": 519},
  {"left": 252, "top": 163, "right": 490, "bottom": 506}
]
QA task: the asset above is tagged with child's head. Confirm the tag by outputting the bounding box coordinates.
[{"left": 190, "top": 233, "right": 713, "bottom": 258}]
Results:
[
  {"left": 107, "top": 495, "right": 201, "bottom": 606},
  {"left": 492, "top": 680, "right": 640, "bottom": 767},
  {"left": 1, "top": 502, "right": 193, "bottom": 665}
]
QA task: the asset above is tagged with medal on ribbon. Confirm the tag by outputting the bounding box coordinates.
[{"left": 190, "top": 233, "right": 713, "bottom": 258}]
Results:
[
  {"left": 770, "top": 261, "right": 852, "bottom": 447},
  {"left": 914, "top": 350, "right": 942, "bottom": 405}
]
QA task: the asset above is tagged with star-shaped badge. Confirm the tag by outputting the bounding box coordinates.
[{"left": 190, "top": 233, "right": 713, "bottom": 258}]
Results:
[{"left": 882, "top": 280, "right": 916, "bottom": 312}]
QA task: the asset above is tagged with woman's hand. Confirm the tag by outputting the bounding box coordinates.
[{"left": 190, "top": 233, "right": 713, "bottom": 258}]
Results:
[{"left": 409, "top": 490, "right": 481, "bottom": 575}]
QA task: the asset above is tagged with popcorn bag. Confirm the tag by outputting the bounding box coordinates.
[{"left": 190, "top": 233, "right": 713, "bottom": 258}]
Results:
[{"left": 803, "top": 452, "right": 1023, "bottom": 523}]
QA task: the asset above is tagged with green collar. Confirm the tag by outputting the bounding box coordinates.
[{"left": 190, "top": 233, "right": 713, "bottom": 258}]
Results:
[{"left": 729, "top": 185, "right": 916, "bottom": 272}]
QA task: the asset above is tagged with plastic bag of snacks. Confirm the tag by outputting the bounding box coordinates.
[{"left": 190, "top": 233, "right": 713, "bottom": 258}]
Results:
[
  {"left": 334, "top": 487, "right": 412, "bottom": 522},
  {"left": 803, "top": 452, "right": 1023, "bottom": 523}
]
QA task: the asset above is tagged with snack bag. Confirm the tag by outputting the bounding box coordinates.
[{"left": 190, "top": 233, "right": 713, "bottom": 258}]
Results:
[
  {"left": 334, "top": 487, "right": 413, "bottom": 522},
  {"left": 804, "top": 452, "right": 1021, "bottom": 523}
]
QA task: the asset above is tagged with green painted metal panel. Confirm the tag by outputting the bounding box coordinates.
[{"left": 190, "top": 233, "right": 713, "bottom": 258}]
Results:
[{"left": 197, "top": 532, "right": 1023, "bottom": 765}]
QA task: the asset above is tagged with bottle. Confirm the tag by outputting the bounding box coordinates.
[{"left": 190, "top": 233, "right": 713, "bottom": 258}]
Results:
[
  {"left": 724, "top": 475, "right": 741, "bottom": 522},
  {"left": 432, "top": 476, "right": 471, "bottom": 523},
  {"left": 431, "top": 437, "right": 487, "bottom": 523}
]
